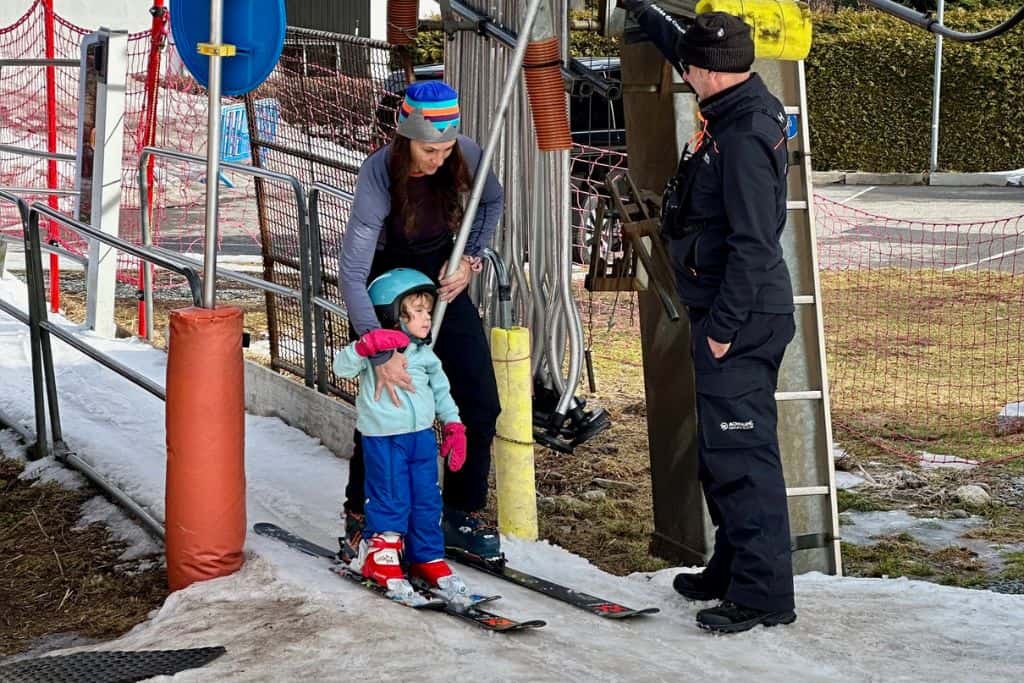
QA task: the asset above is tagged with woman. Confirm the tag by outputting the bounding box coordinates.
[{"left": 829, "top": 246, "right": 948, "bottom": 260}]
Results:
[{"left": 338, "top": 80, "right": 504, "bottom": 563}]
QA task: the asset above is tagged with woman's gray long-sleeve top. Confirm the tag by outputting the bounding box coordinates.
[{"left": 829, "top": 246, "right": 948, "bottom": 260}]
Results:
[{"left": 339, "top": 134, "right": 504, "bottom": 336}]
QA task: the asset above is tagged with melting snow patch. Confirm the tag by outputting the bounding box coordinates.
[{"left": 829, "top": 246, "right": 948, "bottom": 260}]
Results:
[
  {"left": 918, "top": 450, "right": 978, "bottom": 470},
  {"left": 839, "top": 509, "right": 1024, "bottom": 572},
  {"left": 840, "top": 509, "right": 985, "bottom": 549},
  {"left": 1000, "top": 169, "right": 1023, "bottom": 186},
  {"left": 836, "top": 471, "right": 866, "bottom": 489},
  {"left": 76, "top": 496, "right": 162, "bottom": 561},
  {"left": 998, "top": 401, "right": 1024, "bottom": 434}
]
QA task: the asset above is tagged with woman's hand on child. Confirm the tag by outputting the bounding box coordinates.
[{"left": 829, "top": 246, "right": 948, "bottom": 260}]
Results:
[
  {"left": 355, "top": 329, "right": 410, "bottom": 357},
  {"left": 441, "top": 422, "right": 467, "bottom": 472},
  {"left": 374, "top": 353, "right": 414, "bottom": 406}
]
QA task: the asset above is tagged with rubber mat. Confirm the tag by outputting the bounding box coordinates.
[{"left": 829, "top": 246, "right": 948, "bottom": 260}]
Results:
[{"left": 0, "top": 646, "right": 226, "bottom": 682}]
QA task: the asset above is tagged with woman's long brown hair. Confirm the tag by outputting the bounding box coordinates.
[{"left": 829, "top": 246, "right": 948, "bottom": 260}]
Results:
[{"left": 388, "top": 134, "right": 472, "bottom": 239}]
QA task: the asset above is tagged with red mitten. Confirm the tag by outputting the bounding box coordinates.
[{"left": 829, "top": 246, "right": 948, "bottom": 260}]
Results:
[
  {"left": 354, "top": 329, "right": 410, "bottom": 357},
  {"left": 440, "top": 422, "right": 467, "bottom": 472}
]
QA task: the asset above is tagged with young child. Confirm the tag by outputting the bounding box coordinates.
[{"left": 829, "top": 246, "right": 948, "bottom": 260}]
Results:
[{"left": 333, "top": 268, "right": 471, "bottom": 604}]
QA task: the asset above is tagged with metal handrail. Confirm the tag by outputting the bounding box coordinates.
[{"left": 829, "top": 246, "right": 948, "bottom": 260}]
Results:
[
  {"left": 138, "top": 146, "right": 315, "bottom": 386},
  {"left": 0, "top": 190, "right": 57, "bottom": 461},
  {"left": 32, "top": 202, "right": 202, "bottom": 305},
  {"left": 0, "top": 233, "right": 89, "bottom": 265},
  {"left": 26, "top": 202, "right": 201, "bottom": 400},
  {"left": 308, "top": 181, "right": 355, "bottom": 393},
  {"left": 27, "top": 203, "right": 201, "bottom": 399},
  {"left": 0, "top": 187, "right": 82, "bottom": 196},
  {"left": 150, "top": 245, "right": 300, "bottom": 299},
  {"left": 0, "top": 58, "right": 79, "bottom": 67},
  {"left": 1, "top": 193, "right": 180, "bottom": 540},
  {"left": 0, "top": 143, "right": 77, "bottom": 162},
  {"left": 16, "top": 200, "right": 194, "bottom": 539}
]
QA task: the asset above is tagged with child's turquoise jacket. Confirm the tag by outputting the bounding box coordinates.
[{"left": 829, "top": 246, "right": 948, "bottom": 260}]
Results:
[{"left": 333, "top": 341, "right": 460, "bottom": 437}]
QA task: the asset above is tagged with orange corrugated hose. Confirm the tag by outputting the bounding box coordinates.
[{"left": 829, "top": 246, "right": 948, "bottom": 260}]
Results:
[
  {"left": 387, "top": 0, "right": 419, "bottom": 46},
  {"left": 523, "top": 37, "right": 571, "bottom": 152}
]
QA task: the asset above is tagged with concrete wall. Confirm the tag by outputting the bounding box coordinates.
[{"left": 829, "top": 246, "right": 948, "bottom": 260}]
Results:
[{"left": 244, "top": 360, "right": 356, "bottom": 460}]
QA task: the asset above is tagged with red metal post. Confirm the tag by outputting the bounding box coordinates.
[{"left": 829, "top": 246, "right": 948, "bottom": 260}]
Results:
[
  {"left": 138, "top": 0, "right": 168, "bottom": 337},
  {"left": 43, "top": 0, "right": 60, "bottom": 313}
]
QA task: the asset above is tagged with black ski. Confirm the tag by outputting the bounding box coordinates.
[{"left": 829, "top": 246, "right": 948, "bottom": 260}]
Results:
[
  {"left": 254, "top": 522, "right": 443, "bottom": 609},
  {"left": 446, "top": 546, "right": 660, "bottom": 619},
  {"left": 254, "top": 523, "right": 545, "bottom": 632}
]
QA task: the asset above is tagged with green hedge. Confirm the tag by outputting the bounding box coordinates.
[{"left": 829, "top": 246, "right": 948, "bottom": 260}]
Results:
[
  {"left": 807, "top": 9, "right": 1024, "bottom": 172},
  {"left": 411, "top": 30, "right": 445, "bottom": 64}
]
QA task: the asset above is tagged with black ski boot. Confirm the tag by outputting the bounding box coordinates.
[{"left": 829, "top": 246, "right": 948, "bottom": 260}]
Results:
[
  {"left": 672, "top": 572, "right": 727, "bottom": 602},
  {"left": 337, "top": 510, "right": 365, "bottom": 564},
  {"left": 443, "top": 507, "right": 502, "bottom": 563},
  {"left": 696, "top": 600, "right": 796, "bottom": 634}
]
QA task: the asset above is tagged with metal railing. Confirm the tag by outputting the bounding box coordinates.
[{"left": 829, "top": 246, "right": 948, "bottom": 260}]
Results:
[
  {"left": 0, "top": 191, "right": 49, "bottom": 458},
  {"left": 308, "top": 181, "right": 356, "bottom": 397},
  {"left": 0, "top": 191, "right": 206, "bottom": 540},
  {"left": 138, "top": 146, "right": 315, "bottom": 386},
  {"left": 25, "top": 200, "right": 202, "bottom": 401}
]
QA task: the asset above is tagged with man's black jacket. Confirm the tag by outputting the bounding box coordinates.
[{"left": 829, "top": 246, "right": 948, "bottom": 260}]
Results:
[{"left": 629, "top": 2, "right": 795, "bottom": 344}]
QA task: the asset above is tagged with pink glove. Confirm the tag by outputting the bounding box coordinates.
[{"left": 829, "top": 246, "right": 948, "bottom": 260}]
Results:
[
  {"left": 440, "top": 422, "right": 467, "bottom": 472},
  {"left": 354, "top": 329, "right": 410, "bottom": 357}
]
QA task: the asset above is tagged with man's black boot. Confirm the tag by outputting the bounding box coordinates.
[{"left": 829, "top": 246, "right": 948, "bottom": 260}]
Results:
[
  {"left": 672, "top": 572, "right": 727, "bottom": 601},
  {"left": 696, "top": 600, "right": 796, "bottom": 634}
]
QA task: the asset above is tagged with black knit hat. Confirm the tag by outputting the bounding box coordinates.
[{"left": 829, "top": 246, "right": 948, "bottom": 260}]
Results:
[{"left": 679, "top": 12, "right": 755, "bottom": 73}]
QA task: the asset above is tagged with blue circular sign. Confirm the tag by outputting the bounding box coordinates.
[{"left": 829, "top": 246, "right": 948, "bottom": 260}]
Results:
[
  {"left": 170, "top": 0, "right": 286, "bottom": 97},
  {"left": 786, "top": 114, "right": 799, "bottom": 140}
]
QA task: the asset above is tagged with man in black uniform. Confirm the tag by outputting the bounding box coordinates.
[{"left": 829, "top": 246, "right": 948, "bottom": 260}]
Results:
[{"left": 619, "top": 1, "right": 797, "bottom": 633}]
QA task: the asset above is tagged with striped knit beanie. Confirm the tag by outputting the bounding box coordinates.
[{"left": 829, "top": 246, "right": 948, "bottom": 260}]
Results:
[{"left": 396, "top": 81, "right": 461, "bottom": 142}]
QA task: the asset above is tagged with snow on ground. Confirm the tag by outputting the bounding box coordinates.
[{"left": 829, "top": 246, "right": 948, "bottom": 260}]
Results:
[
  {"left": 834, "top": 471, "right": 865, "bottom": 490},
  {"left": 2, "top": 271, "right": 1023, "bottom": 681},
  {"left": 996, "top": 168, "right": 1024, "bottom": 186},
  {"left": 917, "top": 450, "right": 979, "bottom": 470},
  {"left": 839, "top": 509, "right": 987, "bottom": 550}
]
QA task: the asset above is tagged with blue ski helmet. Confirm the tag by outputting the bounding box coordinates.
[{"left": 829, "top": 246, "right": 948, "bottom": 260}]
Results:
[{"left": 367, "top": 268, "right": 437, "bottom": 330}]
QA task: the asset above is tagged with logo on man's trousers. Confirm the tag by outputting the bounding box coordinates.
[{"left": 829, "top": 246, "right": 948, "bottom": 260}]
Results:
[{"left": 720, "top": 420, "right": 754, "bottom": 431}]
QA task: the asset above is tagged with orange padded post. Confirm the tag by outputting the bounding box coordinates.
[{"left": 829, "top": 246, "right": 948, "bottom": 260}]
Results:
[{"left": 165, "top": 306, "right": 246, "bottom": 591}]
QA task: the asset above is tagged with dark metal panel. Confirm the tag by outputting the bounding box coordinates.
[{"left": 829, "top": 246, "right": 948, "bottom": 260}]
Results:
[
  {"left": 285, "top": 0, "right": 371, "bottom": 37},
  {"left": 620, "top": 39, "right": 708, "bottom": 566}
]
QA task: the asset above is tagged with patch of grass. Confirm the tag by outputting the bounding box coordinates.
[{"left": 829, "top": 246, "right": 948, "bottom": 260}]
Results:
[
  {"left": 998, "top": 551, "right": 1024, "bottom": 581},
  {"left": 840, "top": 533, "right": 905, "bottom": 573},
  {"left": 823, "top": 268, "right": 1024, "bottom": 463},
  {"left": 962, "top": 504, "right": 1024, "bottom": 544},
  {"left": 0, "top": 453, "right": 167, "bottom": 657},
  {"left": 837, "top": 489, "right": 890, "bottom": 513},
  {"left": 841, "top": 534, "right": 988, "bottom": 584}
]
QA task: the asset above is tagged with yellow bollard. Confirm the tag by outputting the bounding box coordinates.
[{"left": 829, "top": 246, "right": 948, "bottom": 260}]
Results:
[
  {"left": 490, "top": 326, "right": 538, "bottom": 541},
  {"left": 696, "top": 0, "right": 814, "bottom": 61}
]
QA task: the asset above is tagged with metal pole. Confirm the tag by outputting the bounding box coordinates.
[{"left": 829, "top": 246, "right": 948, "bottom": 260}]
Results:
[
  {"left": 430, "top": 0, "right": 546, "bottom": 341},
  {"left": 64, "top": 451, "right": 166, "bottom": 540},
  {"left": 202, "top": 0, "right": 225, "bottom": 308},
  {"left": 929, "top": 0, "right": 944, "bottom": 173}
]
